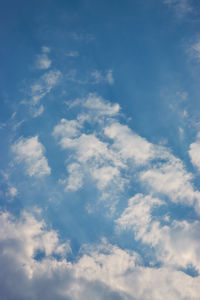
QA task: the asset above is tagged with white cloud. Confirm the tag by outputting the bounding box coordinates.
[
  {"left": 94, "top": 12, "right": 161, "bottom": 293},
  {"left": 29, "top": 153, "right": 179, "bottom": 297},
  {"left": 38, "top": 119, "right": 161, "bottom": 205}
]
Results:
[
  {"left": 8, "top": 186, "right": 18, "bottom": 197},
  {"left": 12, "top": 136, "right": 51, "bottom": 177},
  {"left": 52, "top": 118, "right": 81, "bottom": 139},
  {"left": 104, "top": 122, "right": 155, "bottom": 165},
  {"left": 91, "top": 166, "right": 120, "bottom": 190},
  {"left": 83, "top": 93, "right": 120, "bottom": 116},
  {"left": 189, "top": 133, "right": 200, "bottom": 171},
  {"left": 35, "top": 54, "right": 52, "bottom": 70},
  {"left": 1, "top": 211, "right": 200, "bottom": 300},
  {"left": 54, "top": 94, "right": 200, "bottom": 214},
  {"left": 117, "top": 193, "right": 200, "bottom": 272},
  {"left": 140, "top": 155, "right": 200, "bottom": 206},
  {"left": 116, "top": 194, "right": 163, "bottom": 234},
  {"left": 59, "top": 163, "right": 83, "bottom": 191}
]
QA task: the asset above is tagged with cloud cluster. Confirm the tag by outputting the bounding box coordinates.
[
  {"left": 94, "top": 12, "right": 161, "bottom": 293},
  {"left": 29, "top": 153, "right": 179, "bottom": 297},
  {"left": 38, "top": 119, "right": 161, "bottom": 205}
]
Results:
[
  {"left": 53, "top": 94, "right": 200, "bottom": 215},
  {"left": 117, "top": 193, "right": 200, "bottom": 272},
  {"left": 1, "top": 210, "right": 200, "bottom": 300}
]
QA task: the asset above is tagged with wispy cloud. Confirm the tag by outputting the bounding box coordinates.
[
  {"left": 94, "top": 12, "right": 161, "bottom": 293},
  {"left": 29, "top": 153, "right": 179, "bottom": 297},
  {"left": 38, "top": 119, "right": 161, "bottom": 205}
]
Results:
[
  {"left": 30, "top": 69, "right": 61, "bottom": 105},
  {"left": 66, "top": 50, "right": 79, "bottom": 57},
  {"left": 91, "top": 69, "right": 114, "bottom": 85},
  {"left": 163, "top": 0, "right": 193, "bottom": 17}
]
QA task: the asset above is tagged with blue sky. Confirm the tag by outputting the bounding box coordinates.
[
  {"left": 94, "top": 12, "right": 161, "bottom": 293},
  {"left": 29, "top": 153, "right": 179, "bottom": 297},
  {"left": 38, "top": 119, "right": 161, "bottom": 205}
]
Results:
[{"left": 1, "top": 0, "right": 200, "bottom": 299}]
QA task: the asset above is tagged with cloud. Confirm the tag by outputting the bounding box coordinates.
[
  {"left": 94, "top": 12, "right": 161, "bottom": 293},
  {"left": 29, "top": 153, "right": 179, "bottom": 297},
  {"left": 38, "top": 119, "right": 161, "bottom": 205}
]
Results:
[
  {"left": 0, "top": 210, "right": 200, "bottom": 299},
  {"left": 66, "top": 51, "right": 79, "bottom": 57},
  {"left": 8, "top": 186, "right": 18, "bottom": 197},
  {"left": 42, "top": 46, "right": 50, "bottom": 53},
  {"left": 91, "top": 70, "right": 114, "bottom": 85},
  {"left": 32, "top": 105, "right": 44, "bottom": 117},
  {"left": 192, "top": 41, "right": 200, "bottom": 60},
  {"left": 105, "top": 70, "right": 114, "bottom": 84},
  {"left": 140, "top": 155, "right": 200, "bottom": 207},
  {"left": 116, "top": 194, "right": 164, "bottom": 234},
  {"left": 35, "top": 54, "right": 52, "bottom": 70},
  {"left": 55, "top": 94, "right": 200, "bottom": 214},
  {"left": 189, "top": 134, "right": 200, "bottom": 171},
  {"left": 163, "top": 0, "right": 192, "bottom": 16},
  {"left": 59, "top": 163, "right": 83, "bottom": 191},
  {"left": 31, "top": 70, "right": 62, "bottom": 105},
  {"left": 117, "top": 193, "right": 200, "bottom": 273},
  {"left": 104, "top": 122, "right": 156, "bottom": 165},
  {"left": 11, "top": 136, "right": 51, "bottom": 177},
  {"left": 83, "top": 93, "right": 120, "bottom": 117}
]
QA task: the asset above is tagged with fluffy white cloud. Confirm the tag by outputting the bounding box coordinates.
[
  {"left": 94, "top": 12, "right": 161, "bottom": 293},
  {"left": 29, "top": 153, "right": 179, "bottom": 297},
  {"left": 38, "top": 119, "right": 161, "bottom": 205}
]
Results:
[
  {"left": 117, "top": 193, "right": 200, "bottom": 272},
  {"left": 59, "top": 163, "right": 83, "bottom": 191},
  {"left": 91, "top": 166, "right": 120, "bottom": 190},
  {"left": 104, "top": 122, "right": 155, "bottom": 165},
  {"left": 54, "top": 95, "right": 200, "bottom": 214},
  {"left": 1, "top": 210, "right": 200, "bottom": 300},
  {"left": 11, "top": 136, "right": 51, "bottom": 177},
  {"left": 116, "top": 194, "right": 163, "bottom": 236},
  {"left": 140, "top": 155, "right": 200, "bottom": 207},
  {"left": 52, "top": 119, "right": 81, "bottom": 139}
]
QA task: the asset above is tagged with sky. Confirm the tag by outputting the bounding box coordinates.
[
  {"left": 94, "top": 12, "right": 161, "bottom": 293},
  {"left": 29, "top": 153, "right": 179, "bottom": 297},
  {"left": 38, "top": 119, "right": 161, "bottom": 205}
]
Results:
[{"left": 1, "top": 0, "right": 200, "bottom": 299}]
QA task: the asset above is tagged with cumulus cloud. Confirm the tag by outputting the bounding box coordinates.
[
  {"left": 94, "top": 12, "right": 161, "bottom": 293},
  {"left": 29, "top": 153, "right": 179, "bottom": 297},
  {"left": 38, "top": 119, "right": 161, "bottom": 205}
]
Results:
[
  {"left": 116, "top": 194, "right": 164, "bottom": 234},
  {"left": 59, "top": 163, "right": 83, "bottom": 191},
  {"left": 54, "top": 94, "right": 200, "bottom": 214},
  {"left": 117, "top": 193, "right": 200, "bottom": 273},
  {"left": 104, "top": 122, "right": 155, "bottom": 165},
  {"left": 140, "top": 155, "right": 200, "bottom": 207},
  {"left": 1, "top": 210, "right": 200, "bottom": 300},
  {"left": 11, "top": 136, "right": 51, "bottom": 177}
]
